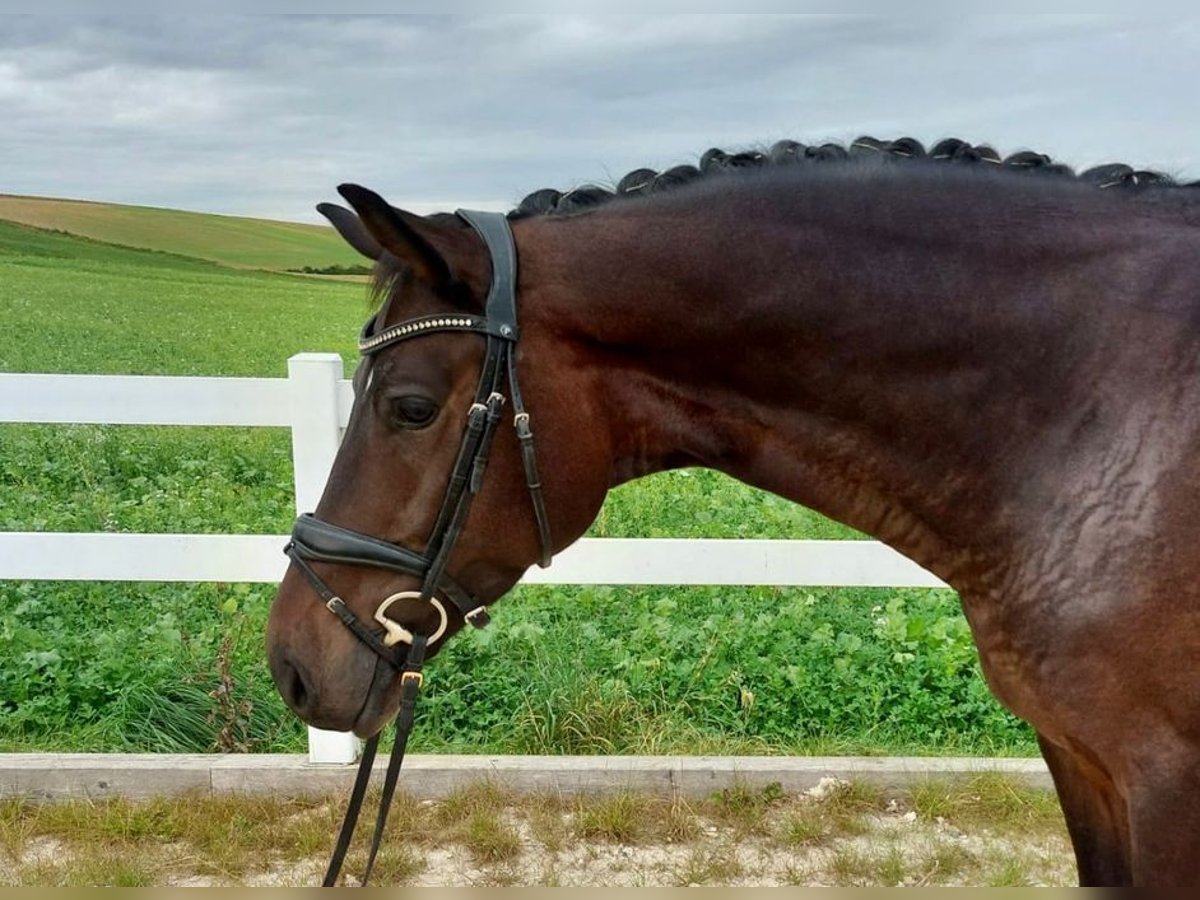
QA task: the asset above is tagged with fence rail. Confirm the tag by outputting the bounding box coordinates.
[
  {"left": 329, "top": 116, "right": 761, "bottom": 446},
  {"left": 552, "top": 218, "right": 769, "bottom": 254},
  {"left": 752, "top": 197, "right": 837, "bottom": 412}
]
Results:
[
  {"left": 0, "top": 532, "right": 944, "bottom": 587},
  {"left": 0, "top": 354, "right": 946, "bottom": 764}
]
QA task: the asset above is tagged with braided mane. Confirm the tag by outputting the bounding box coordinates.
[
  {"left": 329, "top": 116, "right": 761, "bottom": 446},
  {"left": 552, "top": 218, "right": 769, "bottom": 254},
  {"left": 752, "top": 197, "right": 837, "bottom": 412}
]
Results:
[{"left": 511, "top": 135, "right": 1198, "bottom": 218}]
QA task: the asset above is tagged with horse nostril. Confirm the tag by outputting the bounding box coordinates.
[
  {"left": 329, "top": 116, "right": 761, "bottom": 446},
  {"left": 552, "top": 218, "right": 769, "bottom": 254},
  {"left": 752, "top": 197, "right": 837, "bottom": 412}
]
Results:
[{"left": 276, "top": 656, "right": 311, "bottom": 715}]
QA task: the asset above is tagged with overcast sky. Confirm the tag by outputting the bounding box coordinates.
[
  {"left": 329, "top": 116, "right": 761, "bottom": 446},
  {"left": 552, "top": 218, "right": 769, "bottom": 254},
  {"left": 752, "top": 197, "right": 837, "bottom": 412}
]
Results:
[{"left": 3, "top": 15, "right": 1198, "bottom": 222}]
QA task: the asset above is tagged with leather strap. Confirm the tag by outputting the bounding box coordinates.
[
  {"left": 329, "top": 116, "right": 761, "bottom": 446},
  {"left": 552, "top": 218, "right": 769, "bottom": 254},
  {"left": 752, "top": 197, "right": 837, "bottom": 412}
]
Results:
[
  {"left": 419, "top": 337, "right": 509, "bottom": 598},
  {"left": 457, "top": 209, "right": 520, "bottom": 341},
  {"left": 289, "top": 515, "right": 481, "bottom": 623},
  {"left": 360, "top": 635, "right": 426, "bottom": 885},
  {"left": 292, "top": 513, "right": 432, "bottom": 576},
  {"left": 321, "top": 635, "right": 428, "bottom": 887},
  {"left": 321, "top": 733, "right": 379, "bottom": 886},
  {"left": 508, "top": 352, "right": 553, "bottom": 568}
]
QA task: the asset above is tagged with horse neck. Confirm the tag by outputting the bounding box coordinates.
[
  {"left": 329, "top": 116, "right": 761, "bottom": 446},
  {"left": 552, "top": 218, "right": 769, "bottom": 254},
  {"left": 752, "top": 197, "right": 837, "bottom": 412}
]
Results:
[{"left": 516, "top": 171, "right": 1197, "bottom": 590}]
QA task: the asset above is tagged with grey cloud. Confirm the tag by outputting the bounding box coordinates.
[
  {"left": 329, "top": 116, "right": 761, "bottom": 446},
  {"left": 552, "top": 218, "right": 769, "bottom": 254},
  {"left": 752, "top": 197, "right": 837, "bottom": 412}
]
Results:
[{"left": 2, "top": 15, "right": 1198, "bottom": 221}]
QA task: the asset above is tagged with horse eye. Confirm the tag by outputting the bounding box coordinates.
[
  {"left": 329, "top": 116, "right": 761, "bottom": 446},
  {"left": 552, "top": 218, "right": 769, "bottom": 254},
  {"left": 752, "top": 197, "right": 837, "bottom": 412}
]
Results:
[{"left": 388, "top": 395, "right": 439, "bottom": 430}]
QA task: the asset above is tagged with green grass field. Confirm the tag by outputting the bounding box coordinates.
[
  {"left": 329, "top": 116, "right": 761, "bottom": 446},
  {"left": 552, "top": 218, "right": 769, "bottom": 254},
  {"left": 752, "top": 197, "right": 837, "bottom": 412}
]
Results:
[
  {"left": 0, "top": 210, "right": 1037, "bottom": 757},
  {"left": 0, "top": 219, "right": 362, "bottom": 376}
]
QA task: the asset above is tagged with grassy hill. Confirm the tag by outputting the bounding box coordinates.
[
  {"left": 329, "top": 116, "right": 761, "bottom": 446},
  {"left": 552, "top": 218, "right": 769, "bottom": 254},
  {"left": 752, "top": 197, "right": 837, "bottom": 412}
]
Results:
[
  {"left": 0, "top": 193, "right": 366, "bottom": 272},
  {"left": 0, "top": 218, "right": 365, "bottom": 376}
]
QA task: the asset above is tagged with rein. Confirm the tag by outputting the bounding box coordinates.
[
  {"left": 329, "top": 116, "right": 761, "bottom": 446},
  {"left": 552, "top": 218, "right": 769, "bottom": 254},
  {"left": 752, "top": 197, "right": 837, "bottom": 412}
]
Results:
[{"left": 282, "top": 209, "right": 553, "bottom": 887}]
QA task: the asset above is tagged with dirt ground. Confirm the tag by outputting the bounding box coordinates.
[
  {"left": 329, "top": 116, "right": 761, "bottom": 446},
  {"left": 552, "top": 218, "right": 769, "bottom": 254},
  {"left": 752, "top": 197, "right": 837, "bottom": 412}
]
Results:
[
  {"left": 179, "top": 779, "right": 1074, "bottom": 887},
  {"left": 314, "top": 815, "right": 1073, "bottom": 888}
]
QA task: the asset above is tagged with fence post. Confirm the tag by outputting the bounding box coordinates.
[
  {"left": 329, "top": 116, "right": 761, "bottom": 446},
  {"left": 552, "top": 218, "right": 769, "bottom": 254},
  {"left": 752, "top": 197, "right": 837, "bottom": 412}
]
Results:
[{"left": 287, "top": 352, "right": 361, "bottom": 765}]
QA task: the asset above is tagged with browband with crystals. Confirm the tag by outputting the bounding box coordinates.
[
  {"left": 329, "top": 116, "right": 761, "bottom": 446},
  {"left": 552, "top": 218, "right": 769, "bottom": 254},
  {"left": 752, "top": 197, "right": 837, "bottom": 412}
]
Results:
[{"left": 358, "top": 312, "right": 489, "bottom": 355}]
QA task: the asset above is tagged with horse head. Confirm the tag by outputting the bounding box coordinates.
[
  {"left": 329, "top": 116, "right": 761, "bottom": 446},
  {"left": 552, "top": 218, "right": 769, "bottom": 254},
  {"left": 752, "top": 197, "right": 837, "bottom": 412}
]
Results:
[{"left": 266, "top": 185, "right": 611, "bottom": 738}]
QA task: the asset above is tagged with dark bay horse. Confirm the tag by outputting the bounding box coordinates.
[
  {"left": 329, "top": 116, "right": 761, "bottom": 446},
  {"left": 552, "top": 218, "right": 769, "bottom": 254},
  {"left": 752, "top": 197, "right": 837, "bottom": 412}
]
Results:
[{"left": 267, "top": 137, "right": 1200, "bottom": 886}]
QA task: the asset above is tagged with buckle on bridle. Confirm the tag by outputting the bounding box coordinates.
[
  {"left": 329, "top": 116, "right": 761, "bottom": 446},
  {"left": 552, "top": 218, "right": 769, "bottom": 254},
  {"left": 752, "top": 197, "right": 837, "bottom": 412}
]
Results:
[
  {"left": 464, "top": 605, "right": 491, "bottom": 628},
  {"left": 400, "top": 671, "right": 424, "bottom": 688}
]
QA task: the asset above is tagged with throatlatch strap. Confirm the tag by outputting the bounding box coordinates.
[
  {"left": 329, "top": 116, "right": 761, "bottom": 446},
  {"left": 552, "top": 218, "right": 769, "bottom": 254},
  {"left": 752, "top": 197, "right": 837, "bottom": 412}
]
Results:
[{"left": 507, "top": 348, "right": 554, "bottom": 567}]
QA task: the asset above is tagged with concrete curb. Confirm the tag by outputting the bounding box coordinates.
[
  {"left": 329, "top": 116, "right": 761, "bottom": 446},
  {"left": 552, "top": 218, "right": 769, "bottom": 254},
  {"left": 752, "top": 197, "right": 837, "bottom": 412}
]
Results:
[{"left": 0, "top": 753, "right": 1052, "bottom": 801}]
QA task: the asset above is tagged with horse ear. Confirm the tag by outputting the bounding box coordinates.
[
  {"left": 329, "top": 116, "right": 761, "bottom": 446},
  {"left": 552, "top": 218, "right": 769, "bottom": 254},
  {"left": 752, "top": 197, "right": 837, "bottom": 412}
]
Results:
[
  {"left": 336, "top": 183, "right": 452, "bottom": 285},
  {"left": 316, "top": 202, "right": 384, "bottom": 261}
]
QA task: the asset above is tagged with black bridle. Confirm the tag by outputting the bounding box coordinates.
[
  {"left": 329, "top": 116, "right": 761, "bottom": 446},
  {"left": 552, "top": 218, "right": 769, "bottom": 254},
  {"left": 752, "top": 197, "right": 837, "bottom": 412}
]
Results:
[{"left": 282, "top": 209, "right": 553, "bottom": 886}]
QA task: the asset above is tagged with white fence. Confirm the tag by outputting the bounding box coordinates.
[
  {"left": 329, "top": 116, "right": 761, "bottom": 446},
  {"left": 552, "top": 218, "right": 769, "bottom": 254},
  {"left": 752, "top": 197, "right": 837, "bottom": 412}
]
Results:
[{"left": 0, "top": 353, "right": 946, "bottom": 764}]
